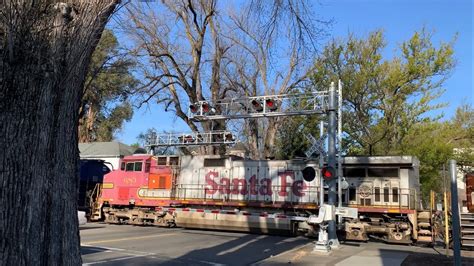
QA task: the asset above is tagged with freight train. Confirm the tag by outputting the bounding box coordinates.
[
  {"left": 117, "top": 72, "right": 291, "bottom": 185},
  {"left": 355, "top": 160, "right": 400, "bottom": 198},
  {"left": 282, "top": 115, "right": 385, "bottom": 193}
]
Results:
[{"left": 86, "top": 154, "right": 442, "bottom": 244}]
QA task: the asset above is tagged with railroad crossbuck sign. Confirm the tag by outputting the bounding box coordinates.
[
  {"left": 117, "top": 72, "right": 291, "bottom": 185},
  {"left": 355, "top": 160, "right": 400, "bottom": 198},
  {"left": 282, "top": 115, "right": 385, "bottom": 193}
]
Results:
[{"left": 305, "top": 133, "right": 327, "bottom": 158}]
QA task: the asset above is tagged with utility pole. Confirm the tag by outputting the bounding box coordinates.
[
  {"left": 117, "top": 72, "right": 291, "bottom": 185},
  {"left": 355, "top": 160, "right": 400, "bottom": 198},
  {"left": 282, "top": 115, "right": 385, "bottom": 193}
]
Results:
[
  {"left": 319, "top": 120, "right": 325, "bottom": 206},
  {"left": 449, "top": 160, "right": 461, "bottom": 266},
  {"left": 337, "top": 80, "right": 343, "bottom": 224},
  {"left": 327, "top": 82, "right": 340, "bottom": 248}
]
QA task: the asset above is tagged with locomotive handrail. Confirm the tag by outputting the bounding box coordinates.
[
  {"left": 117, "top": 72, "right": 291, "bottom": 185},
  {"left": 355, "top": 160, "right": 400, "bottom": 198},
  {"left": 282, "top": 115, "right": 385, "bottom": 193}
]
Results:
[
  {"left": 170, "top": 184, "right": 418, "bottom": 210},
  {"left": 174, "top": 183, "right": 321, "bottom": 204}
]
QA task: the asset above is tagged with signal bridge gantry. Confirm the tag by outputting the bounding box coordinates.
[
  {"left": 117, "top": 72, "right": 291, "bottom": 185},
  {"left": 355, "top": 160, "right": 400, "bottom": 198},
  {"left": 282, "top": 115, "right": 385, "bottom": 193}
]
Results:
[
  {"left": 188, "top": 91, "right": 329, "bottom": 121},
  {"left": 145, "top": 131, "right": 237, "bottom": 148}
]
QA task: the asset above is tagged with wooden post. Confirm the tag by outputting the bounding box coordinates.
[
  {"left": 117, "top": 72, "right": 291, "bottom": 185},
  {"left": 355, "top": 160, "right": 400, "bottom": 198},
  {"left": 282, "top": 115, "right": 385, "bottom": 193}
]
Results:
[
  {"left": 444, "top": 191, "right": 450, "bottom": 256},
  {"left": 430, "top": 190, "right": 435, "bottom": 244}
]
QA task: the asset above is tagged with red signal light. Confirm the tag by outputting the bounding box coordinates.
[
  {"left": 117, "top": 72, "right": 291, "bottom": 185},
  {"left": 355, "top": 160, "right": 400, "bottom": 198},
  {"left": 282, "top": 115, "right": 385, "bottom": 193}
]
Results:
[
  {"left": 184, "top": 135, "right": 195, "bottom": 143},
  {"left": 201, "top": 102, "right": 210, "bottom": 113},
  {"left": 214, "top": 134, "right": 223, "bottom": 142},
  {"left": 251, "top": 99, "right": 263, "bottom": 112},
  {"left": 321, "top": 166, "right": 336, "bottom": 180},
  {"left": 265, "top": 99, "right": 278, "bottom": 111},
  {"left": 225, "top": 133, "right": 234, "bottom": 141},
  {"left": 178, "top": 135, "right": 195, "bottom": 143},
  {"left": 190, "top": 103, "right": 199, "bottom": 113}
]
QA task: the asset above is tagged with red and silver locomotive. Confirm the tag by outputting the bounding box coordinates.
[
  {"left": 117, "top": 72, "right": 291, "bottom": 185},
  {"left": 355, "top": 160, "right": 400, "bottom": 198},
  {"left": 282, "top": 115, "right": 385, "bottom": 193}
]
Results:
[{"left": 88, "top": 154, "right": 436, "bottom": 243}]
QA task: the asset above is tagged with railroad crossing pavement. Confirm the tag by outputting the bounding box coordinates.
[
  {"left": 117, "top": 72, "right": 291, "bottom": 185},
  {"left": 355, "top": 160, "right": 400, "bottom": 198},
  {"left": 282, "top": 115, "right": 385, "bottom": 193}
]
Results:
[
  {"left": 81, "top": 223, "right": 474, "bottom": 265},
  {"left": 256, "top": 239, "right": 474, "bottom": 266},
  {"left": 80, "top": 223, "right": 309, "bottom": 265}
]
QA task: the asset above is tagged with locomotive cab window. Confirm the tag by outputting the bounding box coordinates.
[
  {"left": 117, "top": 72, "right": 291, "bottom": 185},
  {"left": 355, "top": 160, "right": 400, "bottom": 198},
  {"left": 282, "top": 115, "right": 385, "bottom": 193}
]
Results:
[
  {"left": 169, "top": 157, "right": 179, "bottom": 166},
  {"left": 134, "top": 162, "right": 142, "bottom": 171},
  {"left": 121, "top": 162, "right": 125, "bottom": 170},
  {"left": 126, "top": 162, "right": 143, "bottom": 172},
  {"left": 157, "top": 157, "right": 167, "bottom": 166},
  {"left": 126, "top": 162, "right": 134, "bottom": 171}
]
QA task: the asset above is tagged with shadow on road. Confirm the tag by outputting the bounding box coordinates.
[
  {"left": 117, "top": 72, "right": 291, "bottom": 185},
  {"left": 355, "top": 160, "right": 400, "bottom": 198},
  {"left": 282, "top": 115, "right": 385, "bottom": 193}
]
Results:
[
  {"left": 160, "top": 233, "right": 311, "bottom": 265},
  {"left": 81, "top": 246, "right": 109, "bottom": 256},
  {"left": 80, "top": 225, "right": 107, "bottom": 231}
]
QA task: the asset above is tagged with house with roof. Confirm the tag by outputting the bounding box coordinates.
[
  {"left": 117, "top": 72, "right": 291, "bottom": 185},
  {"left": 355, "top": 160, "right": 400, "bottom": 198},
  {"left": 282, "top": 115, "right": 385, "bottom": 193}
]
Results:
[{"left": 79, "top": 142, "right": 136, "bottom": 170}]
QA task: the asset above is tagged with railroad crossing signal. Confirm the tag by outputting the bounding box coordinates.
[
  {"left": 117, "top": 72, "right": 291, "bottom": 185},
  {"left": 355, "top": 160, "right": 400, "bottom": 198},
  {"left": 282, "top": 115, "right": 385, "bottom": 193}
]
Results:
[
  {"left": 145, "top": 131, "right": 237, "bottom": 148},
  {"left": 185, "top": 84, "right": 341, "bottom": 251},
  {"left": 189, "top": 102, "right": 216, "bottom": 116},
  {"left": 305, "top": 133, "right": 327, "bottom": 158},
  {"left": 302, "top": 167, "right": 316, "bottom": 182},
  {"left": 321, "top": 166, "right": 336, "bottom": 181},
  {"left": 188, "top": 91, "right": 328, "bottom": 121}
]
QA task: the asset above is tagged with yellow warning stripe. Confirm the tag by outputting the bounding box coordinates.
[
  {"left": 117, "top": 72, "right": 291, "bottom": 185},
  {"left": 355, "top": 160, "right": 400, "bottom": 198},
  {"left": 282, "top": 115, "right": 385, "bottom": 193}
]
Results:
[{"left": 102, "top": 183, "right": 114, "bottom": 189}]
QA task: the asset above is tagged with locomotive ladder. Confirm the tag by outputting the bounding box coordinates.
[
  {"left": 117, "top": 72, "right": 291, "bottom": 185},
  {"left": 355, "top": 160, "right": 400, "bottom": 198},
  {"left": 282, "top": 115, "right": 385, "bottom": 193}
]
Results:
[{"left": 89, "top": 183, "right": 103, "bottom": 221}]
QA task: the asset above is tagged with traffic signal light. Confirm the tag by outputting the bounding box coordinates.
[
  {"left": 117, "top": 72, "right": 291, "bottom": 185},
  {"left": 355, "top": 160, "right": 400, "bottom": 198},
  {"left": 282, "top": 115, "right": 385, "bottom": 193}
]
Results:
[
  {"left": 201, "top": 102, "right": 210, "bottom": 113},
  {"left": 189, "top": 103, "right": 199, "bottom": 114},
  {"left": 225, "top": 133, "right": 235, "bottom": 142},
  {"left": 321, "top": 166, "right": 336, "bottom": 181},
  {"left": 250, "top": 99, "right": 264, "bottom": 112},
  {"left": 178, "top": 135, "right": 195, "bottom": 143},
  {"left": 189, "top": 102, "right": 216, "bottom": 115},
  {"left": 302, "top": 166, "right": 316, "bottom": 182},
  {"left": 265, "top": 99, "right": 278, "bottom": 111}
]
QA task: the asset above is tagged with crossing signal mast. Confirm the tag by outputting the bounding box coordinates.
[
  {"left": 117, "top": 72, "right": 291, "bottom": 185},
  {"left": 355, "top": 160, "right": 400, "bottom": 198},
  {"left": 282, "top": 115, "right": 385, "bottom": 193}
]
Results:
[
  {"left": 145, "top": 131, "right": 237, "bottom": 149},
  {"left": 188, "top": 85, "right": 343, "bottom": 251},
  {"left": 149, "top": 84, "right": 343, "bottom": 251},
  {"left": 188, "top": 91, "right": 328, "bottom": 120}
]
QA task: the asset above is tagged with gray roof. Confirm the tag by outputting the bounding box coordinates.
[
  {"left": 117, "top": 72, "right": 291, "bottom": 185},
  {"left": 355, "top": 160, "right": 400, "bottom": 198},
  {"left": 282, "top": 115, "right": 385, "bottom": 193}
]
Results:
[
  {"left": 79, "top": 142, "right": 136, "bottom": 158},
  {"left": 343, "top": 156, "right": 419, "bottom": 166}
]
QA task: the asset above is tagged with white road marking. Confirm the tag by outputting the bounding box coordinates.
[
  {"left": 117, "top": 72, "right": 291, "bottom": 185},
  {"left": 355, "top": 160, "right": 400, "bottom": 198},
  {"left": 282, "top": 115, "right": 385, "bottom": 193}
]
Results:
[
  {"left": 81, "top": 232, "right": 177, "bottom": 245},
  {"left": 82, "top": 254, "right": 149, "bottom": 265},
  {"left": 217, "top": 235, "right": 266, "bottom": 256},
  {"left": 83, "top": 244, "right": 224, "bottom": 265}
]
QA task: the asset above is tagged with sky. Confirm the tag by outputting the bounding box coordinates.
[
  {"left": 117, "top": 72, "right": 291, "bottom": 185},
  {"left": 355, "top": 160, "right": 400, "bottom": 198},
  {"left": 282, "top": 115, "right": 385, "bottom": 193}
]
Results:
[{"left": 115, "top": 0, "right": 473, "bottom": 145}]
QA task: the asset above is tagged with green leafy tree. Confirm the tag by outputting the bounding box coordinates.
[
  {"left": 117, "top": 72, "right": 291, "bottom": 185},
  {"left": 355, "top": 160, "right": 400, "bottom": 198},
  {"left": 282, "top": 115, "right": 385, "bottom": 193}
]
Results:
[
  {"left": 401, "top": 122, "right": 452, "bottom": 197},
  {"left": 276, "top": 28, "right": 455, "bottom": 158},
  {"left": 447, "top": 104, "right": 474, "bottom": 173},
  {"left": 79, "top": 29, "right": 136, "bottom": 142},
  {"left": 400, "top": 104, "right": 473, "bottom": 196}
]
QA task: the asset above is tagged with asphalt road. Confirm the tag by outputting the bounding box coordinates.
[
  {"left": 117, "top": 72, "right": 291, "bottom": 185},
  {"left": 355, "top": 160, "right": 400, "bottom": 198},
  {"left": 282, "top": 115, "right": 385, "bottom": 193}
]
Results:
[{"left": 80, "top": 223, "right": 311, "bottom": 265}]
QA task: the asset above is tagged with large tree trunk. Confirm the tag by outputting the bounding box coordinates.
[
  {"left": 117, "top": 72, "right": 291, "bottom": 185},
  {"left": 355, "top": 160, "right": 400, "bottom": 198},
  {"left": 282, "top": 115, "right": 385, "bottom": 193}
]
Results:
[
  {"left": 0, "top": 1, "right": 119, "bottom": 265},
  {"left": 263, "top": 118, "right": 279, "bottom": 159}
]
